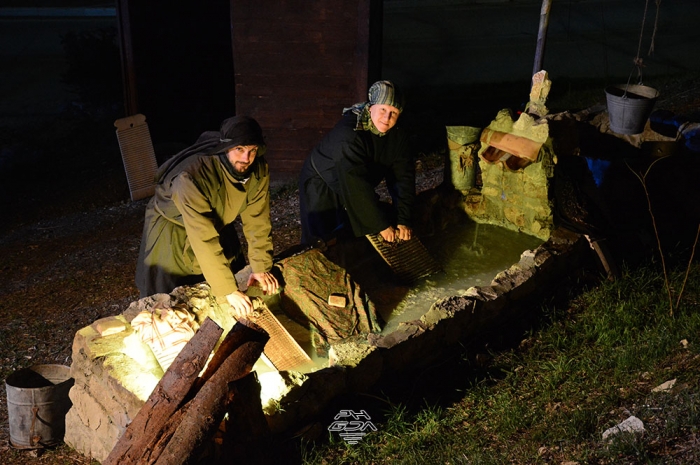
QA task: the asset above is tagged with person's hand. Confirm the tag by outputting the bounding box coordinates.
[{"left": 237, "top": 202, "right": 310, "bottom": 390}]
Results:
[
  {"left": 226, "top": 290, "right": 254, "bottom": 320},
  {"left": 396, "top": 224, "right": 412, "bottom": 241},
  {"left": 380, "top": 225, "right": 412, "bottom": 242},
  {"left": 247, "top": 271, "right": 279, "bottom": 295},
  {"left": 379, "top": 226, "right": 397, "bottom": 242}
]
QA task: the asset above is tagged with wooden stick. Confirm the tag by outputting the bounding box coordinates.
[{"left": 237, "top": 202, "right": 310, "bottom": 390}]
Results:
[{"left": 533, "top": 0, "right": 553, "bottom": 76}]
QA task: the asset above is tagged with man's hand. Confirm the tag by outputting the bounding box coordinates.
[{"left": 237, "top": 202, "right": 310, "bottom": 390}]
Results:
[
  {"left": 226, "top": 290, "right": 254, "bottom": 320},
  {"left": 379, "top": 225, "right": 412, "bottom": 242},
  {"left": 247, "top": 271, "right": 279, "bottom": 295}
]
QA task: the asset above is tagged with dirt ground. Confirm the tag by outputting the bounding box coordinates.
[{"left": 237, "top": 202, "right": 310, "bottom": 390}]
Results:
[{"left": 1, "top": 74, "right": 700, "bottom": 464}]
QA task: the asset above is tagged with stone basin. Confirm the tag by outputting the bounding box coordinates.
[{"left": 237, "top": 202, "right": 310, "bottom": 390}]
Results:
[{"left": 63, "top": 223, "right": 587, "bottom": 462}]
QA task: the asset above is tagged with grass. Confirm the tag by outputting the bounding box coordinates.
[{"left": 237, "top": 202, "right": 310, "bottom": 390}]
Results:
[{"left": 301, "top": 262, "right": 700, "bottom": 464}]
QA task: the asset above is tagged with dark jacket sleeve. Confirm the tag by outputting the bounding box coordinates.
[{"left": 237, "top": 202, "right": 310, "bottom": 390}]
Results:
[
  {"left": 310, "top": 115, "right": 415, "bottom": 237},
  {"left": 336, "top": 134, "right": 392, "bottom": 236},
  {"left": 384, "top": 130, "right": 415, "bottom": 227}
]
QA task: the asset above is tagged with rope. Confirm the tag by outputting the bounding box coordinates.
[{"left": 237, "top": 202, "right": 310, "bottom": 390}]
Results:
[
  {"left": 628, "top": 0, "right": 651, "bottom": 88},
  {"left": 626, "top": 0, "right": 661, "bottom": 92},
  {"left": 648, "top": 0, "right": 662, "bottom": 56}
]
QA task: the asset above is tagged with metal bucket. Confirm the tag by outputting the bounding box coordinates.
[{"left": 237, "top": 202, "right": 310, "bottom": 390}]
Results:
[
  {"left": 5, "top": 364, "right": 74, "bottom": 449},
  {"left": 605, "top": 84, "right": 659, "bottom": 135}
]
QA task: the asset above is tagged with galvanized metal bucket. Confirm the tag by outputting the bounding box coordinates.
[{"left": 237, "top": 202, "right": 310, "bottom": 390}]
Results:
[
  {"left": 605, "top": 84, "right": 659, "bottom": 135},
  {"left": 5, "top": 364, "right": 74, "bottom": 449}
]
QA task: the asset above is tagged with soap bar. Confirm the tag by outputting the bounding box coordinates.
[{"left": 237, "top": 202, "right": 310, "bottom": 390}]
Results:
[{"left": 327, "top": 294, "right": 347, "bottom": 307}]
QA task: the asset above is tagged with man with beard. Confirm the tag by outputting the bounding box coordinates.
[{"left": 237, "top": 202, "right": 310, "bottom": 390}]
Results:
[{"left": 135, "top": 115, "right": 278, "bottom": 319}]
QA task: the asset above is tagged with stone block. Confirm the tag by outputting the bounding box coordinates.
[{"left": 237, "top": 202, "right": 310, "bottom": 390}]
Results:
[
  {"left": 329, "top": 340, "right": 383, "bottom": 392},
  {"left": 65, "top": 384, "right": 121, "bottom": 463},
  {"left": 503, "top": 206, "right": 526, "bottom": 228},
  {"left": 64, "top": 407, "right": 113, "bottom": 463}
]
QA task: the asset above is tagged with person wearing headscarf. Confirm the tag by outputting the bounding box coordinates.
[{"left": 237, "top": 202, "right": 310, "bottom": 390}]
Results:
[
  {"left": 298, "top": 80, "right": 415, "bottom": 246},
  {"left": 135, "top": 115, "right": 278, "bottom": 318}
]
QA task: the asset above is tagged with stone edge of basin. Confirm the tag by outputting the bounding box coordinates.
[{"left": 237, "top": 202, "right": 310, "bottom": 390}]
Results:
[{"left": 265, "top": 226, "right": 590, "bottom": 433}]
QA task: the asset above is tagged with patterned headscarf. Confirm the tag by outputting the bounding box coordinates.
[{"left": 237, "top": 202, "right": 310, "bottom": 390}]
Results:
[
  {"left": 343, "top": 80, "right": 405, "bottom": 136},
  {"left": 368, "top": 80, "right": 405, "bottom": 112}
]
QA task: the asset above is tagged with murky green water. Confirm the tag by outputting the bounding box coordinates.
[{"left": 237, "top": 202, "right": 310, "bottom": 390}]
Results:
[
  {"left": 256, "top": 221, "right": 543, "bottom": 371},
  {"left": 378, "top": 222, "right": 543, "bottom": 333}
]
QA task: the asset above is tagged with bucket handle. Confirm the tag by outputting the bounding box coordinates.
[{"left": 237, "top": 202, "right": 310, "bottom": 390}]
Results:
[{"left": 29, "top": 406, "right": 42, "bottom": 448}]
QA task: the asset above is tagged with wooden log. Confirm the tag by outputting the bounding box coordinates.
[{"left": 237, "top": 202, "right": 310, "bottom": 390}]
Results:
[
  {"left": 217, "top": 373, "right": 273, "bottom": 465},
  {"left": 103, "top": 317, "right": 223, "bottom": 465},
  {"left": 153, "top": 324, "right": 269, "bottom": 465},
  {"left": 115, "top": 322, "right": 259, "bottom": 464},
  {"left": 191, "top": 320, "right": 267, "bottom": 394},
  {"left": 480, "top": 128, "right": 543, "bottom": 162}
]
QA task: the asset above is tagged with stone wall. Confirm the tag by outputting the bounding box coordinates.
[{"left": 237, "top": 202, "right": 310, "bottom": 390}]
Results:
[
  {"left": 64, "top": 227, "right": 589, "bottom": 462},
  {"left": 461, "top": 109, "right": 555, "bottom": 241},
  {"left": 64, "top": 285, "right": 235, "bottom": 462}
]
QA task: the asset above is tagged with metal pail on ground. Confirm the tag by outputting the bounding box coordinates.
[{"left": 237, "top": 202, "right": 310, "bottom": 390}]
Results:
[
  {"left": 605, "top": 84, "right": 659, "bottom": 135},
  {"left": 5, "top": 364, "right": 74, "bottom": 449}
]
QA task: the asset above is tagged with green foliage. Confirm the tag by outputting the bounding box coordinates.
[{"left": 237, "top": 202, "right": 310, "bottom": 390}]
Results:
[{"left": 304, "top": 263, "right": 700, "bottom": 464}]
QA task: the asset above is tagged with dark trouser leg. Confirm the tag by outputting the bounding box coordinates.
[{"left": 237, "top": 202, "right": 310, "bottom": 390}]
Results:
[{"left": 299, "top": 174, "right": 348, "bottom": 245}]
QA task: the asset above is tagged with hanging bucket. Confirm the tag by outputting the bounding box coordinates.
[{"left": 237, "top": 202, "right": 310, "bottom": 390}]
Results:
[
  {"left": 446, "top": 126, "right": 481, "bottom": 191},
  {"left": 605, "top": 84, "right": 659, "bottom": 135},
  {"left": 5, "top": 364, "right": 74, "bottom": 449}
]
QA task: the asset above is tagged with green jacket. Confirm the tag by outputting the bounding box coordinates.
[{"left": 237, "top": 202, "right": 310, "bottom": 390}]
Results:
[{"left": 136, "top": 152, "right": 273, "bottom": 298}]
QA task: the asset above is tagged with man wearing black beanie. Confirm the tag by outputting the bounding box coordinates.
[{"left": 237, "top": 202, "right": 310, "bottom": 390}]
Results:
[{"left": 135, "top": 115, "right": 278, "bottom": 318}]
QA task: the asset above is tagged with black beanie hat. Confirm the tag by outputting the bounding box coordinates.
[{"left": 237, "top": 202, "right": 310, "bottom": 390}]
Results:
[{"left": 211, "top": 115, "right": 266, "bottom": 154}]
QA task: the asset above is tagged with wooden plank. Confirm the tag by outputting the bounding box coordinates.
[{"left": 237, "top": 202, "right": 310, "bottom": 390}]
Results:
[
  {"left": 366, "top": 235, "right": 443, "bottom": 283},
  {"left": 480, "top": 128, "right": 543, "bottom": 161}
]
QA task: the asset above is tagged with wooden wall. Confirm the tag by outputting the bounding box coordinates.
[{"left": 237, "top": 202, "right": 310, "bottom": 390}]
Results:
[{"left": 231, "top": 0, "right": 382, "bottom": 180}]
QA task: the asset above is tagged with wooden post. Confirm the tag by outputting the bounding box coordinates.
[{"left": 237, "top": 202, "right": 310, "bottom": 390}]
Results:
[
  {"left": 191, "top": 319, "right": 267, "bottom": 393},
  {"left": 533, "top": 0, "right": 553, "bottom": 77},
  {"left": 103, "top": 317, "right": 223, "bottom": 465}
]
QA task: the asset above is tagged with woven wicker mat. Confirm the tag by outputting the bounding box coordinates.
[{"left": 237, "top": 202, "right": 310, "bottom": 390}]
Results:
[
  {"left": 247, "top": 298, "right": 312, "bottom": 371},
  {"left": 366, "top": 234, "right": 442, "bottom": 283}
]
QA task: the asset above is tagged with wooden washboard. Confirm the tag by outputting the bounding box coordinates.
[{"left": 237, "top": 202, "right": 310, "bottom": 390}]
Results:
[
  {"left": 366, "top": 234, "right": 442, "bottom": 284},
  {"left": 115, "top": 114, "right": 158, "bottom": 201},
  {"left": 247, "top": 298, "right": 312, "bottom": 372}
]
